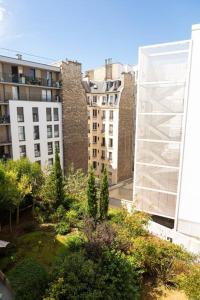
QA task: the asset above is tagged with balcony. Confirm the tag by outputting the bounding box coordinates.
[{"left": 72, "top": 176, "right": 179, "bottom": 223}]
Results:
[
  {"left": 0, "top": 72, "right": 61, "bottom": 88},
  {"left": 0, "top": 139, "right": 12, "bottom": 146},
  {"left": 0, "top": 115, "right": 10, "bottom": 124},
  {"left": 0, "top": 152, "right": 12, "bottom": 160}
]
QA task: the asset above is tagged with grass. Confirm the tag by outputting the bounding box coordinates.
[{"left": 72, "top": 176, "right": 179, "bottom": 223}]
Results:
[{"left": 0, "top": 230, "right": 72, "bottom": 273}]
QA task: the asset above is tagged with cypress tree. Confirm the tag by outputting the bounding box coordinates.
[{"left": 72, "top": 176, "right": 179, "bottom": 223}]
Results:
[
  {"left": 99, "top": 168, "right": 109, "bottom": 220},
  {"left": 53, "top": 146, "right": 65, "bottom": 206},
  {"left": 87, "top": 166, "right": 97, "bottom": 220}
]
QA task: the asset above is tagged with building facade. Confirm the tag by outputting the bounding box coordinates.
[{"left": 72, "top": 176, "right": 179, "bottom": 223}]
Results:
[
  {"left": 84, "top": 60, "right": 135, "bottom": 184},
  {"left": 0, "top": 55, "right": 88, "bottom": 173},
  {"left": 133, "top": 24, "right": 200, "bottom": 251}
]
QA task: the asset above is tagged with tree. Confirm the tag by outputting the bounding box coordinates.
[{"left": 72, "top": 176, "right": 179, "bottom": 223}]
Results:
[
  {"left": 54, "top": 146, "right": 65, "bottom": 205},
  {"left": 41, "top": 147, "right": 64, "bottom": 210},
  {"left": 87, "top": 166, "right": 97, "bottom": 220},
  {"left": 99, "top": 168, "right": 109, "bottom": 220}
]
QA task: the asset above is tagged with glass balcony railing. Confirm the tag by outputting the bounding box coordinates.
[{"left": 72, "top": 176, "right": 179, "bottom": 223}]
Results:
[{"left": 0, "top": 72, "right": 61, "bottom": 88}]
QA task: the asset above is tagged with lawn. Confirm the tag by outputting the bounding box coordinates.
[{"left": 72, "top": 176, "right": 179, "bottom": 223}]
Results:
[{"left": 0, "top": 229, "right": 71, "bottom": 273}]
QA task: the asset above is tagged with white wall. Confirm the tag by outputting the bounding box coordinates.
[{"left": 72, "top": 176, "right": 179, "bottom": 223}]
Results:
[
  {"left": 177, "top": 25, "right": 200, "bottom": 239},
  {"left": 9, "top": 100, "right": 63, "bottom": 169}
]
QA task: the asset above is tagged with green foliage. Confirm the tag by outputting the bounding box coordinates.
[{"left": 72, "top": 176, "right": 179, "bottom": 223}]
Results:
[
  {"left": 65, "top": 209, "right": 79, "bottom": 227},
  {"left": 41, "top": 148, "right": 64, "bottom": 210},
  {"left": 130, "top": 236, "right": 194, "bottom": 285},
  {"left": 55, "top": 221, "right": 70, "bottom": 235},
  {"left": 44, "top": 249, "right": 141, "bottom": 300},
  {"left": 87, "top": 166, "right": 97, "bottom": 220},
  {"left": 178, "top": 265, "right": 200, "bottom": 300},
  {"left": 8, "top": 257, "right": 48, "bottom": 300},
  {"left": 99, "top": 168, "right": 109, "bottom": 220},
  {"left": 65, "top": 164, "right": 87, "bottom": 202}
]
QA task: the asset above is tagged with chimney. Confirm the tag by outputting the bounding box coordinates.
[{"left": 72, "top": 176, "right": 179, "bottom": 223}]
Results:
[
  {"left": 105, "top": 58, "right": 112, "bottom": 80},
  {"left": 16, "top": 53, "right": 22, "bottom": 60}
]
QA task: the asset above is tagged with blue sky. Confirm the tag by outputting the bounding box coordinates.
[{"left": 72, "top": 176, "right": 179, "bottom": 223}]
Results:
[{"left": 0, "top": 0, "right": 199, "bottom": 70}]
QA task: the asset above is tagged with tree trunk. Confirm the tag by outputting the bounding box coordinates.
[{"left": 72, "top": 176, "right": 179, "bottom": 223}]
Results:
[
  {"left": 16, "top": 206, "right": 19, "bottom": 225},
  {"left": 32, "top": 198, "right": 35, "bottom": 218},
  {"left": 9, "top": 210, "right": 12, "bottom": 232}
]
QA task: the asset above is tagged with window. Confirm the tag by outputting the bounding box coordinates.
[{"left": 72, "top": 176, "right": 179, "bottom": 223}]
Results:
[
  {"left": 54, "top": 108, "right": 59, "bottom": 121},
  {"left": 54, "top": 125, "right": 59, "bottom": 138},
  {"left": 29, "top": 68, "right": 35, "bottom": 79},
  {"left": 47, "top": 125, "right": 53, "bottom": 138},
  {"left": 101, "top": 137, "right": 105, "bottom": 146},
  {"left": 109, "top": 110, "right": 113, "bottom": 120},
  {"left": 34, "top": 143, "right": 40, "bottom": 157},
  {"left": 93, "top": 109, "right": 97, "bottom": 118},
  {"left": 109, "top": 152, "right": 112, "bottom": 161},
  {"left": 33, "top": 126, "right": 40, "bottom": 140},
  {"left": 102, "top": 96, "right": 107, "bottom": 105},
  {"left": 93, "top": 149, "right": 97, "bottom": 157},
  {"left": 42, "top": 89, "right": 52, "bottom": 102},
  {"left": 93, "top": 136, "right": 97, "bottom": 144},
  {"left": 110, "top": 95, "right": 114, "bottom": 105},
  {"left": 46, "top": 108, "right": 52, "bottom": 121},
  {"left": 102, "top": 110, "right": 106, "bottom": 120},
  {"left": 114, "top": 94, "right": 118, "bottom": 105},
  {"left": 101, "top": 163, "right": 105, "bottom": 172},
  {"left": 19, "top": 145, "right": 26, "bottom": 157},
  {"left": 12, "top": 86, "right": 19, "bottom": 100},
  {"left": 93, "top": 96, "right": 97, "bottom": 104},
  {"left": 101, "top": 150, "right": 105, "bottom": 159},
  {"left": 109, "top": 124, "right": 113, "bottom": 135},
  {"left": 48, "top": 142, "right": 53, "bottom": 155},
  {"left": 93, "top": 122, "right": 97, "bottom": 131},
  {"left": 93, "top": 161, "right": 97, "bottom": 169},
  {"left": 17, "top": 107, "right": 24, "bottom": 122},
  {"left": 18, "top": 126, "right": 25, "bottom": 141},
  {"left": 102, "top": 124, "right": 105, "bottom": 133},
  {"left": 32, "top": 107, "right": 39, "bottom": 122},
  {"left": 55, "top": 141, "right": 60, "bottom": 152},
  {"left": 109, "top": 138, "right": 113, "bottom": 148},
  {"left": 48, "top": 158, "right": 53, "bottom": 167}
]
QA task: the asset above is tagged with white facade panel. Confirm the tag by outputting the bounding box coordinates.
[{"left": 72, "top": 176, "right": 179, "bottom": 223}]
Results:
[
  {"left": 133, "top": 40, "right": 191, "bottom": 219},
  {"left": 177, "top": 25, "right": 200, "bottom": 238}
]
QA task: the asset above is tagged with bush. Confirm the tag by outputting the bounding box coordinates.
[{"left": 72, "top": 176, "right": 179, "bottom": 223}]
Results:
[
  {"left": 55, "top": 221, "right": 70, "bottom": 235},
  {"left": 65, "top": 233, "right": 86, "bottom": 252},
  {"left": 23, "top": 222, "right": 35, "bottom": 233},
  {"left": 65, "top": 209, "right": 79, "bottom": 227},
  {"left": 8, "top": 257, "right": 48, "bottom": 300},
  {"left": 44, "top": 250, "right": 141, "bottom": 300},
  {"left": 51, "top": 205, "right": 66, "bottom": 223},
  {"left": 178, "top": 265, "right": 200, "bottom": 300},
  {"left": 130, "top": 236, "right": 194, "bottom": 285}
]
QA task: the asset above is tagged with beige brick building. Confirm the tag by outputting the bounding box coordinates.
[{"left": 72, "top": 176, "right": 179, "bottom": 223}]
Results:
[{"left": 83, "top": 60, "right": 136, "bottom": 184}]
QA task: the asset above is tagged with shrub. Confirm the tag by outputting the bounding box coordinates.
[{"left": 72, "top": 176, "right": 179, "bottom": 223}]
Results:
[
  {"left": 8, "top": 257, "right": 48, "bottom": 300},
  {"left": 178, "top": 265, "right": 200, "bottom": 300},
  {"left": 51, "top": 205, "right": 66, "bottom": 223},
  {"left": 130, "top": 236, "right": 194, "bottom": 285},
  {"left": 65, "top": 233, "right": 86, "bottom": 252},
  {"left": 55, "top": 221, "right": 70, "bottom": 235},
  {"left": 44, "top": 250, "right": 141, "bottom": 300},
  {"left": 65, "top": 209, "right": 79, "bottom": 227}
]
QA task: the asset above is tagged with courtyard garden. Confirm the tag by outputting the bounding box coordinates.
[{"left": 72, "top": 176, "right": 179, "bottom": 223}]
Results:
[{"left": 0, "top": 150, "right": 200, "bottom": 300}]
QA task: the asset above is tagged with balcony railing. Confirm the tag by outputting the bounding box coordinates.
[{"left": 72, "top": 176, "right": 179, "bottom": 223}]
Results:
[
  {"left": 0, "top": 115, "right": 10, "bottom": 124},
  {"left": 0, "top": 72, "right": 61, "bottom": 88},
  {"left": 0, "top": 153, "right": 12, "bottom": 160}
]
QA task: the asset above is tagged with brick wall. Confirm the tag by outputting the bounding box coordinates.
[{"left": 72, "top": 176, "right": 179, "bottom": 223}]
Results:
[
  {"left": 61, "top": 61, "right": 88, "bottom": 174},
  {"left": 117, "top": 73, "right": 135, "bottom": 182}
]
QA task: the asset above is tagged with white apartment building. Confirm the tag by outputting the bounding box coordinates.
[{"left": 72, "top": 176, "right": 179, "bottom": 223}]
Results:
[
  {"left": 133, "top": 24, "right": 200, "bottom": 252},
  {"left": 0, "top": 55, "right": 88, "bottom": 172}
]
